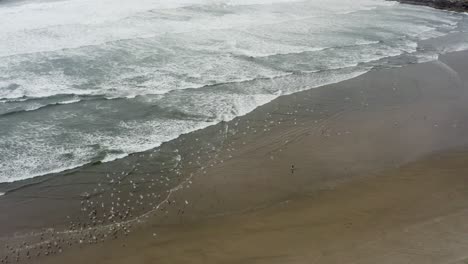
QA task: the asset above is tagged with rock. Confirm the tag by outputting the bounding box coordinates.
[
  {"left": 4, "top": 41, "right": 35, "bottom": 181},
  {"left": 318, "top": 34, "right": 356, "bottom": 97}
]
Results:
[{"left": 391, "top": 0, "right": 468, "bottom": 12}]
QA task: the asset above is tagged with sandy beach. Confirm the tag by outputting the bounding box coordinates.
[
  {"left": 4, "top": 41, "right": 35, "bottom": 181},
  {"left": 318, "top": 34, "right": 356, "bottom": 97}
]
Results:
[
  {"left": 44, "top": 149, "right": 468, "bottom": 264},
  {"left": 1, "top": 49, "right": 468, "bottom": 263}
]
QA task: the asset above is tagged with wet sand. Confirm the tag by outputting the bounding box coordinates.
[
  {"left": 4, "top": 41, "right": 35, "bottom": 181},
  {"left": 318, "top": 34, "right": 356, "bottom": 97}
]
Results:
[
  {"left": 44, "top": 149, "right": 468, "bottom": 264},
  {"left": 1, "top": 50, "right": 468, "bottom": 263}
]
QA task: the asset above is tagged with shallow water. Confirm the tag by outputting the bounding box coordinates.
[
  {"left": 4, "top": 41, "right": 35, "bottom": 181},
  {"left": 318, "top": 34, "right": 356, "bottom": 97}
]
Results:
[{"left": 0, "top": 0, "right": 467, "bottom": 182}]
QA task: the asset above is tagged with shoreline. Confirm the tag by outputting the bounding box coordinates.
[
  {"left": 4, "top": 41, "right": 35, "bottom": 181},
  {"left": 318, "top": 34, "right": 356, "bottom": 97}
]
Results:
[
  {"left": 0, "top": 70, "right": 367, "bottom": 186},
  {"left": 1, "top": 5, "right": 467, "bottom": 187},
  {"left": 1, "top": 49, "right": 468, "bottom": 263}
]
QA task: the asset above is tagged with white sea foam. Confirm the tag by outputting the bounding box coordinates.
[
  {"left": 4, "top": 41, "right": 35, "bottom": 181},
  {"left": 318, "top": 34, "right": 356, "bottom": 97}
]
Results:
[
  {"left": 0, "top": 0, "right": 403, "bottom": 58},
  {"left": 0, "top": 0, "right": 462, "bottom": 101},
  {"left": 58, "top": 99, "right": 82, "bottom": 105}
]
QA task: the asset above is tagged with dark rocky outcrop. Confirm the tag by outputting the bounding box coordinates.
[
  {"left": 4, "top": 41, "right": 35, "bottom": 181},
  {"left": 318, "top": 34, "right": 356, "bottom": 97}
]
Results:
[{"left": 394, "top": 0, "right": 468, "bottom": 12}]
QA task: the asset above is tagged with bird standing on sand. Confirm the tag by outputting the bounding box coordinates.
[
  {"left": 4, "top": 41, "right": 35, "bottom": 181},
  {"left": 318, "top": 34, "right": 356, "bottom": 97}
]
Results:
[{"left": 291, "top": 165, "right": 296, "bottom": 174}]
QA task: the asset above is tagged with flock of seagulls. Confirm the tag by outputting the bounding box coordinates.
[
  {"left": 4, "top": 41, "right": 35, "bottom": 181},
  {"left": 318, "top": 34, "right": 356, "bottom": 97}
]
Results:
[{"left": 0, "top": 104, "right": 322, "bottom": 263}]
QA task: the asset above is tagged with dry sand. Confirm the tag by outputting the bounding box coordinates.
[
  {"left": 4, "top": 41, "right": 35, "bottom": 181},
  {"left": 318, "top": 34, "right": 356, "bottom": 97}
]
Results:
[{"left": 1, "top": 50, "right": 468, "bottom": 263}]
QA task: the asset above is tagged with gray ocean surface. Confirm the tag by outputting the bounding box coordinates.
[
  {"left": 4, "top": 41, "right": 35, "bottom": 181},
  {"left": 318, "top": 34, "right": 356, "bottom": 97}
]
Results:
[{"left": 0, "top": 0, "right": 467, "bottom": 182}]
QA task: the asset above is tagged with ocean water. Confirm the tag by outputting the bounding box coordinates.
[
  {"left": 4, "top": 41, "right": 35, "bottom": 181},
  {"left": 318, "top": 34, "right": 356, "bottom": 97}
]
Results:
[{"left": 0, "top": 0, "right": 467, "bottom": 182}]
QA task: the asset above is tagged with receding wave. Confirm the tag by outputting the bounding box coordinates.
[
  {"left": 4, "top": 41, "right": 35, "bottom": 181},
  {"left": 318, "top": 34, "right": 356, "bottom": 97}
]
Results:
[{"left": 0, "top": 98, "right": 83, "bottom": 117}]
